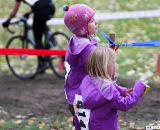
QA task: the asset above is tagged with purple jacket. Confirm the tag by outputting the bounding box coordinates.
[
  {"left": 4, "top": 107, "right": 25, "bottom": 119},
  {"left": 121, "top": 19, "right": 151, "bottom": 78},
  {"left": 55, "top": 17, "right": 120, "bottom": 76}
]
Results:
[
  {"left": 74, "top": 75, "right": 146, "bottom": 130},
  {"left": 65, "top": 35, "right": 98, "bottom": 105}
]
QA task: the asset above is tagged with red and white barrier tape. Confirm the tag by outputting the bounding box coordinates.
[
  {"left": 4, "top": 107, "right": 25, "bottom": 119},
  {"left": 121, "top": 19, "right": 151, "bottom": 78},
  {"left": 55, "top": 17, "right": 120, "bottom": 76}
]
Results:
[{"left": 0, "top": 48, "right": 66, "bottom": 56}]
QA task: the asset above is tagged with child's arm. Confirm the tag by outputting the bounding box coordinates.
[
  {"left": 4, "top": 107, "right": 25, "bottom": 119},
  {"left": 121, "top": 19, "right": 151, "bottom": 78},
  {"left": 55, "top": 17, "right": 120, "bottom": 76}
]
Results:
[
  {"left": 114, "top": 83, "right": 128, "bottom": 96},
  {"left": 81, "top": 77, "right": 133, "bottom": 109},
  {"left": 115, "top": 84, "right": 133, "bottom": 97},
  {"left": 112, "top": 80, "right": 148, "bottom": 111}
]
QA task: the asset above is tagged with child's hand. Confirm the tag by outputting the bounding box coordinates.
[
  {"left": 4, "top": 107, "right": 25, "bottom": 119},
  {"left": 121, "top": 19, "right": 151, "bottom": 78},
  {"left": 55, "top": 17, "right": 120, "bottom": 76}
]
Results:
[
  {"left": 110, "top": 46, "right": 120, "bottom": 52},
  {"left": 73, "top": 102, "right": 78, "bottom": 116},
  {"left": 124, "top": 88, "right": 133, "bottom": 97}
]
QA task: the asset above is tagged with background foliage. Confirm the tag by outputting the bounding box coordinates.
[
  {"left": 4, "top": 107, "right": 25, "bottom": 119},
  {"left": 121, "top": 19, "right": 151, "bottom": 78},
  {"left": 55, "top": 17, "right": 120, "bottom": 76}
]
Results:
[
  {"left": 0, "top": 0, "right": 160, "bottom": 129},
  {"left": 1, "top": 0, "right": 160, "bottom": 81}
]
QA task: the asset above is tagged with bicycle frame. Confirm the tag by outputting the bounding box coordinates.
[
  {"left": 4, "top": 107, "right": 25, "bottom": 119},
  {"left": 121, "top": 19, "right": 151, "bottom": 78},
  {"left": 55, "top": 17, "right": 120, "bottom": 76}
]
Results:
[
  {"left": 7, "top": 17, "right": 36, "bottom": 46},
  {"left": 5, "top": 16, "right": 69, "bottom": 79}
]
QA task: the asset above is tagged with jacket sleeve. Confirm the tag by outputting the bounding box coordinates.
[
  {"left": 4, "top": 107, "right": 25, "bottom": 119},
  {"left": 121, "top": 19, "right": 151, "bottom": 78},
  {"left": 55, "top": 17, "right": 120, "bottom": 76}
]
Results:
[
  {"left": 112, "top": 80, "right": 146, "bottom": 111},
  {"left": 114, "top": 83, "right": 127, "bottom": 97}
]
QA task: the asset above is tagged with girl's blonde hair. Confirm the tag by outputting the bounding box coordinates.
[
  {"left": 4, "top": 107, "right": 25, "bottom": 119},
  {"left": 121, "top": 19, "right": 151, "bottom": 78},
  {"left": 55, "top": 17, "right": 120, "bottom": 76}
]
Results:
[{"left": 86, "top": 46, "right": 116, "bottom": 81}]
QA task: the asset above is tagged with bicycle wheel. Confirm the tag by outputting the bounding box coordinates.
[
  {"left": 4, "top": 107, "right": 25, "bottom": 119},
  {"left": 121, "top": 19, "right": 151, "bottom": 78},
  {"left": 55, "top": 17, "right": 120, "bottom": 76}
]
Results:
[
  {"left": 5, "top": 35, "right": 38, "bottom": 80},
  {"left": 49, "top": 31, "right": 69, "bottom": 79}
]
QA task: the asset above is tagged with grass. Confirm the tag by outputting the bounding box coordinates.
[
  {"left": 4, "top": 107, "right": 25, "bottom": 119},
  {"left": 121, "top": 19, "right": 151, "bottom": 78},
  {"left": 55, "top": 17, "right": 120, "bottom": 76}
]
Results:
[
  {"left": 1, "top": 0, "right": 160, "bottom": 18},
  {"left": 0, "top": 0, "right": 160, "bottom": 129},
  {"left": 0, "top": 112, "right": 158, "bottom": 130},
  {"left": 98, "top": 17, "right": 160, "bottom": 81},
  {"left": 0, "top": 112, "right": 74, "bottom": 130}
]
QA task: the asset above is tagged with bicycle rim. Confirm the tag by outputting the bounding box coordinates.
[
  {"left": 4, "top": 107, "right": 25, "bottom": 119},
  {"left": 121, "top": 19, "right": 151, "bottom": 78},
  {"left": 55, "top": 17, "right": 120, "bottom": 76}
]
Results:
[
  {"left": 49, "top": 32, "right": 69, "bottom": 79},
  {"left": 5, "top": 35, "right": 38, "bottom": 80}
]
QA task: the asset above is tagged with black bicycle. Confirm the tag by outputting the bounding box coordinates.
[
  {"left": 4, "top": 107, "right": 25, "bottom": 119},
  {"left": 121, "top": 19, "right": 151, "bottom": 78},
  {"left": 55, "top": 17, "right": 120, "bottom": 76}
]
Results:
[{"left": 5, "top": 16, "right": 69, "bottom": 80}]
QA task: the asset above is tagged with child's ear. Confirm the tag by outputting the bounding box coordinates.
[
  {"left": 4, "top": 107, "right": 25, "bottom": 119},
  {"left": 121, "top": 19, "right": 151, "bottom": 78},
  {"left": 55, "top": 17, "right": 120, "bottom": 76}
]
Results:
[{"left": 110, "top": 46, "right": 120, "bottom": 52}]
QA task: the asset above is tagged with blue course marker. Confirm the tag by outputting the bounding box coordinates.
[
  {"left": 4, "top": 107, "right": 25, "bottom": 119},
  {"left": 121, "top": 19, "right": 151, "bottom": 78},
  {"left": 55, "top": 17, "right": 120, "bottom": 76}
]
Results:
[{"left": 100, "top": 31, "right": 160, "bottom": 47}]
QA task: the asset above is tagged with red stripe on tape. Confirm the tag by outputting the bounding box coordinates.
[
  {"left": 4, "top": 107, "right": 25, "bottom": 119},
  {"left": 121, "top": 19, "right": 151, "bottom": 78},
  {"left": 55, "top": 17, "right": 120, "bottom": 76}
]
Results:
[{"left": 0, "top": 48, "right": 66, "bottom": 56}]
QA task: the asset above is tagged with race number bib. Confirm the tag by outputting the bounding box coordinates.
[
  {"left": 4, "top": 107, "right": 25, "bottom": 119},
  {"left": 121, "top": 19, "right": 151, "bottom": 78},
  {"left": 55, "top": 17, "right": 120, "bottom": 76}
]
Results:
[
  {"left": 25, "top": 0, "right": 39, "bottom": 6},
  {"left": 64, "top": 61, "right": 71, "bottom": 80},
  {"left": 74, "top": 94, "right": 91, "bottom": 130}
]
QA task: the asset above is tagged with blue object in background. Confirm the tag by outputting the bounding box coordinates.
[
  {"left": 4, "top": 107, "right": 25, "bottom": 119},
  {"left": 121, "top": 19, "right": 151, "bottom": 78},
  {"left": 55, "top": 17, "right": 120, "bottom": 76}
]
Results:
[{"left": 100, "top": 31, "right": 160, "bottom": 47}]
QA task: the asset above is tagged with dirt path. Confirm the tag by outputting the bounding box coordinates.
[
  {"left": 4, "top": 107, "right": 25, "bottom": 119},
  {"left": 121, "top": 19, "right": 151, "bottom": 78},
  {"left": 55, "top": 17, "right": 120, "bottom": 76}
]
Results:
[
  {"left": 0, "top": 74, "right": 68, "bottom": 116},
  {"left": 0, "top": 75, "right": 160, "bottom": 123}
]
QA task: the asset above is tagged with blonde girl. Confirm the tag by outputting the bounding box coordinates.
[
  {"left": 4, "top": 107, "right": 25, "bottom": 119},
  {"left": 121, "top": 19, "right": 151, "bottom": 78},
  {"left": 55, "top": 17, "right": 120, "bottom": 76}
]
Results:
[{"left": 73, "top": 46, "right": 149, "bottom": 130}]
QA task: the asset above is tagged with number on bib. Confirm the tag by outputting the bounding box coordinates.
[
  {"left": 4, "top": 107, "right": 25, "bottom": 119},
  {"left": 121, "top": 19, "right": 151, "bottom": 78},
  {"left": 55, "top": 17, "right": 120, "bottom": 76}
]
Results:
[{"left": 74, "top": 94, "right": 91, "bottom": 130}]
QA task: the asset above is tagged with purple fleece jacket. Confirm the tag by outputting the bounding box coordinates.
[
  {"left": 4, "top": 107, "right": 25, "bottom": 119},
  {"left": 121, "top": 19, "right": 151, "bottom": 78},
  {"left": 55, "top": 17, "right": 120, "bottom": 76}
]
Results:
[
  {"left": 74, "top": 75, "right": 146, "bottom": 130},
  {"left": 65, "top": 35, "right": 98, "bottom": 105}
]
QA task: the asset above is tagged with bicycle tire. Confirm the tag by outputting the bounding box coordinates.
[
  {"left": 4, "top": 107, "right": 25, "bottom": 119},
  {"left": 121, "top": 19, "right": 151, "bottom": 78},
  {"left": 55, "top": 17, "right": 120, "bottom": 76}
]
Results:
[
  {"left": 5, "top": 35, "right": 38, "bottom": 80},
  {"left": 49, "top": 31, "right": 69, "bottom": 79}
]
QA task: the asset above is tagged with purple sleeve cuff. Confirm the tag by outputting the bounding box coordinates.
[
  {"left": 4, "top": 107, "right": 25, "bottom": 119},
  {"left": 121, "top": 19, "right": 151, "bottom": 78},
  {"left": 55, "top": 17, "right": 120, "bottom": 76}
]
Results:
[{"left": 133, "top": 80, "right": 146, "bottom": 97}]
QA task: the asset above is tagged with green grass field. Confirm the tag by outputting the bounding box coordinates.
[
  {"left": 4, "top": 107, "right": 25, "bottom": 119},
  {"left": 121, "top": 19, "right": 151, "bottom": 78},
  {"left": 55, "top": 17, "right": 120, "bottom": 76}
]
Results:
[
  {"left": 1, "top": 0, "right": 160, "bottom": 17},
  {"left": 0, "top": 0, "right": 160, "bottom": 129},
  {"left": 1, "top": 17, "right": 159, "bottom": 81}
]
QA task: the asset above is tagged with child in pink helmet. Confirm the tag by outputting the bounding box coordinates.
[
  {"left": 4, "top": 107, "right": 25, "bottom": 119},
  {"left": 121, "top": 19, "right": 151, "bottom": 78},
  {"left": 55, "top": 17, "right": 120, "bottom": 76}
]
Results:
[
  {"left": 64, "top": 4, "right": 96, "bottom": 36},
  {"left": 63, "top": 4, "right": 99, "bottom": 117}
]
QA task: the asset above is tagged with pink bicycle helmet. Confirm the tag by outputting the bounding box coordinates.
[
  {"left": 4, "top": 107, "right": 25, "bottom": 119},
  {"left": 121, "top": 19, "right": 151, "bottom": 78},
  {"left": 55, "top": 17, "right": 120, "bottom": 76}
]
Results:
[{"left": 63, "top": 4, "right": 95, "bottom": 36}]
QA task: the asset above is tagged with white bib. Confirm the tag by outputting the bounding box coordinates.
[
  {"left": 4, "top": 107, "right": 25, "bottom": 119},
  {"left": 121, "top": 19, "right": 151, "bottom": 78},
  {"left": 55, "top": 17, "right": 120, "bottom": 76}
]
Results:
[
  {"left": 74, "top": 94, "right": 91, "bottom": 130},
  {"left": 64, "top": 61, "right": 71, "bottom": 80},
  {"left": 25, "top": 0, "right": 39, "bottom": 6}
]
